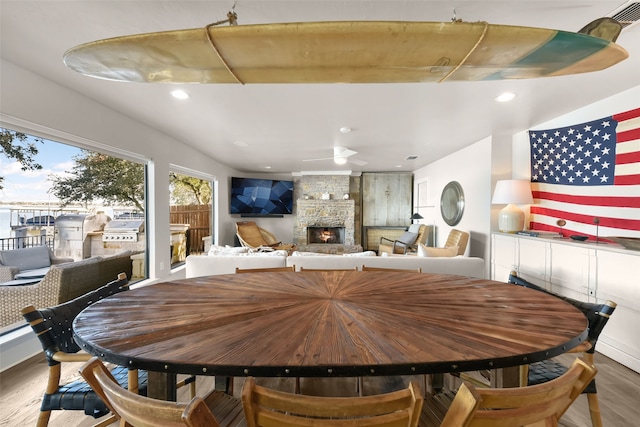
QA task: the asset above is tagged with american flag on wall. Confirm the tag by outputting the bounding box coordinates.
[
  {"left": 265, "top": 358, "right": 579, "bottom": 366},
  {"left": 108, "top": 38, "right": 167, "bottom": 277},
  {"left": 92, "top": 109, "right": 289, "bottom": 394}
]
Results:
[{"left": 528, "top": 107, "right": 640, "bottom": 239}]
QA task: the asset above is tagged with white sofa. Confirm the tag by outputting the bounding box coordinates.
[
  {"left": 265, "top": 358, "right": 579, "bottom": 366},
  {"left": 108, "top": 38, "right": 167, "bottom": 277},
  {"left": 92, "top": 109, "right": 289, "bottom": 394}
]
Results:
[{"left": 186, "top": 252, "right": 485, "bottom": 279}]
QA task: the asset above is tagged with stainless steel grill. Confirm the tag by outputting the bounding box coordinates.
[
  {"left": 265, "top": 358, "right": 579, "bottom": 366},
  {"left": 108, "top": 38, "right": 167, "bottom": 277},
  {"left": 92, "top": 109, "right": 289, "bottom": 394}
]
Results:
[{"left": 102, "top": 219, "right": 145, "bottom": 242}]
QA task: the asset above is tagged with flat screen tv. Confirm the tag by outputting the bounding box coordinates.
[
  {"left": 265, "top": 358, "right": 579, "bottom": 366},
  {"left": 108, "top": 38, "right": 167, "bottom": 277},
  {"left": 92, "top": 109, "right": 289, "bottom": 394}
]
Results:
[{"left": 230, "top": 177, "right": 294, "bottom": 215}]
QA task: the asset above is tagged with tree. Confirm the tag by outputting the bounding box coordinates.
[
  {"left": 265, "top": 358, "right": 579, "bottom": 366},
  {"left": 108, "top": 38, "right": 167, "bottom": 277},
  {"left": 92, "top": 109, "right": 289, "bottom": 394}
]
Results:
[
  {"left": 50, "top": 150, "right": 145, "bottom": 211},
  {"left": 169, "top": 172, "right": 212, "bottom": 205},
  {"left": 0, "top": 129, "right": 43, "bottom": 190}
]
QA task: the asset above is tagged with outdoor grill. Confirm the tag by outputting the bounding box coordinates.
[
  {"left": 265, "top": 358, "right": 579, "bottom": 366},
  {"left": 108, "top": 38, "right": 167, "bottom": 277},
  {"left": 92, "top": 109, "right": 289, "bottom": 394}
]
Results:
[{"left": 102, "top": 219, "right": 145, "bottom": 242}]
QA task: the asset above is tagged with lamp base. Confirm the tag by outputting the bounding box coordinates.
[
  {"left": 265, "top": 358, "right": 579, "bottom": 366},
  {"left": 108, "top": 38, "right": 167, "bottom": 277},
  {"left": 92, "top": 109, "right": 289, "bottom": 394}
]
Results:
[{"left": 498, "top": 204, "right": 525, "bottom": 233}]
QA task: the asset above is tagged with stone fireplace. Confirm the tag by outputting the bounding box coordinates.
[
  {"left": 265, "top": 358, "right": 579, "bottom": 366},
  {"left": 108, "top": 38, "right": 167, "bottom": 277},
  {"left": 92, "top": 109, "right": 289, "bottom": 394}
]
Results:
[{"left": 293, "top": 174, "right": 361, "bottom": 253}]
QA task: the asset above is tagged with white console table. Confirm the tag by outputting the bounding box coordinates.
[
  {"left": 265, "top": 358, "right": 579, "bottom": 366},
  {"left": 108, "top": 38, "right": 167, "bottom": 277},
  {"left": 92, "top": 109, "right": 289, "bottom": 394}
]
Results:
[{"left": 491, "top": 232, "right": 640, "bottom": 373}]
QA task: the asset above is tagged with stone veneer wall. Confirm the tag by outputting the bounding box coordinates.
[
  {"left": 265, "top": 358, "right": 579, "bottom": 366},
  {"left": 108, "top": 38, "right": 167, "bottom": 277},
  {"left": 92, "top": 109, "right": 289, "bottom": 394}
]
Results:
[{"left": 293, "top": 175, "right": 359, "bottom": 246}]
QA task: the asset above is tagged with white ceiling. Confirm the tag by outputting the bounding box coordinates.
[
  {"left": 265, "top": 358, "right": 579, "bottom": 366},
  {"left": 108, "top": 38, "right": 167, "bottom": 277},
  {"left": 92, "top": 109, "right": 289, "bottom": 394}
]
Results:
[{"left": 2, "top": 1, "right": 639, "bottom": 174}]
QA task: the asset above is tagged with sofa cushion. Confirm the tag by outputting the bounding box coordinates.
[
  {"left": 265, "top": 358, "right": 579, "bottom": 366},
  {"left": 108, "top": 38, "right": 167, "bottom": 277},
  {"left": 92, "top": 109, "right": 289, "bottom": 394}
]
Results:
[
  {"left": 0, "top": 246, "right": 51, "bottom": 271},
  {"left": 14, "top": 267, "right": 51, "bottom": 279},
  {"left": 417, "top": 244, "right": 459, "bottom": 257}
]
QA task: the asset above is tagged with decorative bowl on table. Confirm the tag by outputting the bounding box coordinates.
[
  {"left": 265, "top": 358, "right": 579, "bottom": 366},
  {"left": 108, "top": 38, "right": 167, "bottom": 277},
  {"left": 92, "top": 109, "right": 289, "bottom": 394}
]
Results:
[
  {"left": 569, "top": 235, "right": 588, "bottom": 241},
  {"left": 606, "top": 237, "right": 640, "bottom": 251}
]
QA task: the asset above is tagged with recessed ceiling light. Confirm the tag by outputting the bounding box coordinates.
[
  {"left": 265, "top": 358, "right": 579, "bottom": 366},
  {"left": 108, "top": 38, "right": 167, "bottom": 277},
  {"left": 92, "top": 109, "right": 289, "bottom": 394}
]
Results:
[
  {"left": 264, "top": 166, "right": 272, "bottom": 169},
  {"left": 171, "top": 89, "right": 190, "bottom": 100},
  {"left": 495, "top": 92, "right": 516, "bottom": 102},
  {"left": 339, "top": 127, "right": 352, "bottom": 134},
  {"left": 395, "top": 165, "right": 403, "bottom": 168}
]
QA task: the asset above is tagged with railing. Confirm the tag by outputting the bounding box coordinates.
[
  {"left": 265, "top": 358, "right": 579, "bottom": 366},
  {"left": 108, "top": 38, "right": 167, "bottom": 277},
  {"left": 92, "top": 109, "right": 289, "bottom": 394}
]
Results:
[{"left": 0, "top": 236, "right": 55, "bottom": 251}]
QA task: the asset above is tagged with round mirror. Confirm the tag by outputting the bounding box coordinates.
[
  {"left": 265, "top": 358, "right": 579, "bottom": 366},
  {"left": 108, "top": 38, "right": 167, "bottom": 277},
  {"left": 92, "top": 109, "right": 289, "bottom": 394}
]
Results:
[{"left": 440, "top": 181, "right": 465, "bottom": 226}]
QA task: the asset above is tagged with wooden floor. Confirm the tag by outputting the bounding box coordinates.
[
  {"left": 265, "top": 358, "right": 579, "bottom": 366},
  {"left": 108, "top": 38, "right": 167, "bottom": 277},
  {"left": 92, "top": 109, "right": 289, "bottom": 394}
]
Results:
[{"left": 1, "top": 352, "right": 638, "bottom": 426}]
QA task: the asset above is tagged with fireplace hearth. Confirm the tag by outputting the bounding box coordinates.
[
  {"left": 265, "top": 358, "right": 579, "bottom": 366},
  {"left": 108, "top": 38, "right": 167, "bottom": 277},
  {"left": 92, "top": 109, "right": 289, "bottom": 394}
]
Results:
[{"left": 307, "top": 226, "right": 345, "bottom": 244}]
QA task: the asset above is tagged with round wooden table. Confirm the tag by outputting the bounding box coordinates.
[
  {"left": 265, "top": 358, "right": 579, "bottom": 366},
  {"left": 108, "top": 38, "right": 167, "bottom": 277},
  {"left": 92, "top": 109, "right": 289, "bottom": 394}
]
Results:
[{"left": 73, "top": 271, "right": 587, "bottom": 396}]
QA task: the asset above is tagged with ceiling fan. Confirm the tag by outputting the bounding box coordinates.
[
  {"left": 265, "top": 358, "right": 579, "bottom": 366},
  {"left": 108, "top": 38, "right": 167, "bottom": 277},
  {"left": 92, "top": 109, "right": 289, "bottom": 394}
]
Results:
[{"left": 303, "top": 147, "right": 367, "bottom": 166}]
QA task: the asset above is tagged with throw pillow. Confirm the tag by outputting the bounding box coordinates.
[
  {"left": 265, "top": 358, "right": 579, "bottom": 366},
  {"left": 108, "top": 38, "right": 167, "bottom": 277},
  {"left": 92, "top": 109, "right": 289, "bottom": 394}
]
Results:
[
  {"left": 396, "top": 231, "right": 418, "bottom": 245},
  {"left": 290, "top": 251, "right": 333, "bottom": 256},
  {"left": 208, "top": 245, "right": 249, "bottom": 255},
  {"left": 417, "top": 244, "right": 459, "bottom": 257},
  {"left": 342, "top": 251, "right": 377, "bottom": 257}
]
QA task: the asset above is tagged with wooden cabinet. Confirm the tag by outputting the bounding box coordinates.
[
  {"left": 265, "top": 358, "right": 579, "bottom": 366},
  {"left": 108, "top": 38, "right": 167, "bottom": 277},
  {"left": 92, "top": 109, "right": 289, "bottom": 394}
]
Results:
[
  {"left": 491, "top": 232, "right": 640, "bottom": 373},
  {"left": 362, "top": 173, "right": 412, "bottom": 226}
]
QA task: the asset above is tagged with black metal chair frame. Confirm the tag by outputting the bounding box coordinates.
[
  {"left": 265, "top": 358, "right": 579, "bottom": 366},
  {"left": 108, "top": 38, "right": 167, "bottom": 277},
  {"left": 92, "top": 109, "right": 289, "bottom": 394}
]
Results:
[
  {"left": 507, "top": 271, "right": 617, "bottom": 427},
  {"left": 21, "top": 273, "right": 148, "bottom": 427}
]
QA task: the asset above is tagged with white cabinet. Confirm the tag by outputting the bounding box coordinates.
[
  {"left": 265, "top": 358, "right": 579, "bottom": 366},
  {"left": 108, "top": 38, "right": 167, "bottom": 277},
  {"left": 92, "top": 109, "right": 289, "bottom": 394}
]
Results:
[{"left": 491, "top": 232, "right": 640, "bottom": 373}]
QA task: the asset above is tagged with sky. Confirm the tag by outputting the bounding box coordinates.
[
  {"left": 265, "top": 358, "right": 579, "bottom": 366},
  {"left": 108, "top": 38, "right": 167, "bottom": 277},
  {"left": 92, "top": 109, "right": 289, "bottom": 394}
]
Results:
[{"left": 0, "top": 131, "right": 83, "bottom": 203}]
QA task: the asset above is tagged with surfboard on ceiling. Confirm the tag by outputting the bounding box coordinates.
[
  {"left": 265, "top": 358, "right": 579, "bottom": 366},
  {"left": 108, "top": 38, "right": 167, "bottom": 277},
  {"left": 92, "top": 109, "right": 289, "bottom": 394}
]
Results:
[{"left": 63, "top": 19, "right": 629, "bottom": 84}]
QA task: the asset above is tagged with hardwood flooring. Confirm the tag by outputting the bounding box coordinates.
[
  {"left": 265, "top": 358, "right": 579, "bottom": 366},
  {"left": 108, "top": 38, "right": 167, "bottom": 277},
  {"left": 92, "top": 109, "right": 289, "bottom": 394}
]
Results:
[{"left": 1, "top": 352, "right": 638, "bottom": 426}]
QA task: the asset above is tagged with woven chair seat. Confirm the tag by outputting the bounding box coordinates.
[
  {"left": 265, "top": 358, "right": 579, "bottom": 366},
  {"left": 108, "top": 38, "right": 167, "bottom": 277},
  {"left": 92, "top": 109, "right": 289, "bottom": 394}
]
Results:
[
  {"left": 41, "top": 365, "right": 147, "bottom": 417},
  {"left": 528, "top": 359, "right": 597, "bottom": 394}
]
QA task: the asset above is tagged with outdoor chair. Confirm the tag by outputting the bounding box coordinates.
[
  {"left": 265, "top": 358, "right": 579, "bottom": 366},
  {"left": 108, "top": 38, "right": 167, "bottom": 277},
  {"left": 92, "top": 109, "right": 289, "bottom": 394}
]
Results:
[
  {"left": 21, "top": 273, "right": 145, "bottom": 427},
  {"left": 507, "top": 271, "right": 617, "bottom": 427},
  {"left": 242, "top": 376, "right": 423, "bottom": 427},
  {"left": 80, "top": 357, "right": 245, "bottom": 427},
  {"left": 422, "top": 357, "right": 597, "bottom": 426},
  {"left": 235, "top": 221, "right": 296, "bottom": 252}
]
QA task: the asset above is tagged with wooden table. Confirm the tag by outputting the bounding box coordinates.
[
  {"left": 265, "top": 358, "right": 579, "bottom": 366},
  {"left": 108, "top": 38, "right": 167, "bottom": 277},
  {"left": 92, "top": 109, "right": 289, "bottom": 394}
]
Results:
[{"left": 73, "top": 271, "right": 588, "bottom": 399}]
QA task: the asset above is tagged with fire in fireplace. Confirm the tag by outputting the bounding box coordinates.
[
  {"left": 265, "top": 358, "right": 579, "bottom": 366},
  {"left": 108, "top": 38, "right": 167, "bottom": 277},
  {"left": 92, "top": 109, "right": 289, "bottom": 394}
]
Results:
[{"left": 307, "top": 226, "right": 345, "bottom": 244}]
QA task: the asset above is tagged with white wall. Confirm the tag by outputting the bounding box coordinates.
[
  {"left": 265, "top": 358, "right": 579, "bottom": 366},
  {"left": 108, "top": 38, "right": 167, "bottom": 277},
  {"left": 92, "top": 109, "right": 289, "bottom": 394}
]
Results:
[{"left": 413, "top": 137, "right": 493, "bottom": 276}]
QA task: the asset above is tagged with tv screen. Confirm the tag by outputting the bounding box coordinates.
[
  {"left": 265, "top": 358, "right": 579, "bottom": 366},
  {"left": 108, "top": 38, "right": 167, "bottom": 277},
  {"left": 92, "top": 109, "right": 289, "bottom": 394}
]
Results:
[{"left": 230, "top": 177, "right": 294, "bottom": 215}]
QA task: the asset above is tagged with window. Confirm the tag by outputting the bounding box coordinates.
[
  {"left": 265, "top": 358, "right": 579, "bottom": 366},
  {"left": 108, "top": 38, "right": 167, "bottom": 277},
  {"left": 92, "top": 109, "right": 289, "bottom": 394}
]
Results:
[{"left": 169, "top": 168, "right": 214, "bottom": 268}]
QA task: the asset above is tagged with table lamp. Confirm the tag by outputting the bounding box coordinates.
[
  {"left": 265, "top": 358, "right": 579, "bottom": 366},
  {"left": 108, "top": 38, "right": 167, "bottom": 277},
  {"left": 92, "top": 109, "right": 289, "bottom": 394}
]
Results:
[{"left": 492, "top": 180, "right": 534, "bottom": 233}]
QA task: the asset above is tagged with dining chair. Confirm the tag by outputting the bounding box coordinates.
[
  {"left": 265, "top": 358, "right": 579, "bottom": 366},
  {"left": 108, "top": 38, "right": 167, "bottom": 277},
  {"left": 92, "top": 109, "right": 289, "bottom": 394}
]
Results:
[
  {"left": 507, "top": 271, "right": 617, "bottom": 427},
  {"left": 21, "top": 273, "right": 143, "bottom": 427},
  {"left": 299, "top": 266, "right": 359, "bottom": 271},
  {"left": 242, "top": 376, "right": 423, "bottom": 427},
  {"left": 422, "top": 357, "right": 597, "bottom": 427},
  {"left": 235, "top": 266, "right": 295, "bottom": 273},
  {"left": 80, "top": 357, "right": 246, "bottom": 427},
  {"left": 362, "top": 265, "right": 422, "bottom": 273}
]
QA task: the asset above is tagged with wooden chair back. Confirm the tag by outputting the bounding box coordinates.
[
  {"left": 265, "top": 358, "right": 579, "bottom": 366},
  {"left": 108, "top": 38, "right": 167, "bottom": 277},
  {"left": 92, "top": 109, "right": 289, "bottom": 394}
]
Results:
[
  {"left": 438, "top": 358, "right": 596, "bottom": 427},
  {"left": 362, "top": 266, "right": 422, "bottom": 273},
  {"left": 299, "top": 267, "right": 358, "bottom": 271},
  {"left": 242, "top": 377, "right": 423, "bottom": 427},
  {"left": 80, "top": 358, "right": 221, "bottom": 427},
  {"left": 235, "top": 266, "right": 295, "bottom": 273}
]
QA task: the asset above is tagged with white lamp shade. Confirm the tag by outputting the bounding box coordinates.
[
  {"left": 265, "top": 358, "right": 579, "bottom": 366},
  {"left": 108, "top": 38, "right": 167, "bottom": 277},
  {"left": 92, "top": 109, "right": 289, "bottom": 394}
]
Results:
[
  {"left": 492, "top": 180, "right": 533, "bottom": 233},
  {"left": 491, "top": 180, "right": 534, "bottom": 204}
]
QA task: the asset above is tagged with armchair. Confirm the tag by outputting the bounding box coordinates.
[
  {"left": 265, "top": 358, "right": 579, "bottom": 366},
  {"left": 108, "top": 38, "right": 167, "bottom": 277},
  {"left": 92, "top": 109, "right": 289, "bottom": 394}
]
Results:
[
  {"left": 235, "top": 221, "right": 296, "bottom": 252},
  {"left": 378, "top": 224, "right": 426, "bottom": 255}
]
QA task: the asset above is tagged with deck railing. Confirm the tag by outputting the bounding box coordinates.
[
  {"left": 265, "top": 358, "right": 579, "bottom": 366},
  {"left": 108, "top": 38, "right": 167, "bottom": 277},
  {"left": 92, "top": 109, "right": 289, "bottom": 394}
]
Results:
[{"left": 0, "top": 236, "right": 55, "bottom": 251}]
